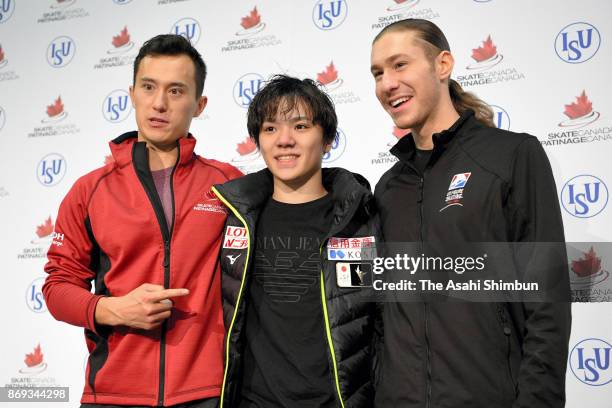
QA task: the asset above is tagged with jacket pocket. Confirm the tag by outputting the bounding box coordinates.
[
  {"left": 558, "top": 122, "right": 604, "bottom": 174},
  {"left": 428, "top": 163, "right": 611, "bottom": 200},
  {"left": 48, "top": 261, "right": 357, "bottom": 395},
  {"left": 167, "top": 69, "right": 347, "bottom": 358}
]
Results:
[{"left": 495, "top": 304, "right": 518, "bottom": 398}]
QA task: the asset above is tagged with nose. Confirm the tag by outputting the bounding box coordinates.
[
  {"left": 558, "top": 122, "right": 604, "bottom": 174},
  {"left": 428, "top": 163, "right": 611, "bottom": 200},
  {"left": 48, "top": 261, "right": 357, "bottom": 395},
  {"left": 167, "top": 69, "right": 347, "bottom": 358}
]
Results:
[
  {"left": 276, "top": 125, "right": 295, "bottom": 148},
  {"left": 379, "top": 71, "right": 399, "bottom": 94},
  {"left": 152, "top": 89, "right": 168, "bottom": 112}
]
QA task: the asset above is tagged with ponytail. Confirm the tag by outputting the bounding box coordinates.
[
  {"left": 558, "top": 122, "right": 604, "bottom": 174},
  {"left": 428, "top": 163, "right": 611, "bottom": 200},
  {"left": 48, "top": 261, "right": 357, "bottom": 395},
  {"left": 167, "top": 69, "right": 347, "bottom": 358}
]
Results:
[{"left": 449, "top": 79, "right": 495, "bottom": 128}]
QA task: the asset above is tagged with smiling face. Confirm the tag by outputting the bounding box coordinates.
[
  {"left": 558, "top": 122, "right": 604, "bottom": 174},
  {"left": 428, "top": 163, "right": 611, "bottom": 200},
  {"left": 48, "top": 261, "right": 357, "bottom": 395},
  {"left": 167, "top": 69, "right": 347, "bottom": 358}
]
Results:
[
  {"left": 258, "top": 99, "right": 330, "bottom": 190},
  {"left": 130, "top": 54, "right": 207, "bottom": 149},
  {"left": 371, "top": 30, "right": 450, "bottom": 132}
]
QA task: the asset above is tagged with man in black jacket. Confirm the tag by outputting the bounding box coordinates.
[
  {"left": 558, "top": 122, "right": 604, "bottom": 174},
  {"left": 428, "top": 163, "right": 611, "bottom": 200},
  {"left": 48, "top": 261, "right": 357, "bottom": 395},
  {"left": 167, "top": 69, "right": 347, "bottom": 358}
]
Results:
[
  {"left": 212, "top": 75, "right": 380, "bottom": 408},
  {"left": 370, "top": 19, "right": 571, "bottom": 407}
]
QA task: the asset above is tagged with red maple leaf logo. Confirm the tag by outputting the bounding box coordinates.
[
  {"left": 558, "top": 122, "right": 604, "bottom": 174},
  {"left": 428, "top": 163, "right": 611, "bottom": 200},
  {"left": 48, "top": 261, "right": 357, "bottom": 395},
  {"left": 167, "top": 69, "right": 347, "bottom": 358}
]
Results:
[
  {"left": 392, "top": 126, "right": 409, "bottom": 139},
  {"left": 317, "top": 61, "right": 339, "bottom": 85},
  {"left": 564, "top": 90, "right": 593, "bottom": 120},
  {"left": 0, "top": 45, "right": 5, "bottom": 63},
  {"left": 471, "top": 35, "right": 498, "bottom": 62},
  {"left": 24, "top": 344, "right": 44, "bottom": 367},
  {"left": 46, "top": 96, "right": 64, "bottom": 117},
  {"left": 572, "top": 247, "right": 602, "bottom": 278},
  {"left": 36, "top": 217, "right": 54, "bottom": 238},
  {"left": 112, "top": 26, "right": 131, "bottom": 48},
  {"left": 236, "top": 137, "right": 257, "bottom": 155},
  {"left": 104, "top": 155, "right": 115, "bottom": 166},
  {"left": 241, "top": 7, "right": 261, "bottom": 29}
]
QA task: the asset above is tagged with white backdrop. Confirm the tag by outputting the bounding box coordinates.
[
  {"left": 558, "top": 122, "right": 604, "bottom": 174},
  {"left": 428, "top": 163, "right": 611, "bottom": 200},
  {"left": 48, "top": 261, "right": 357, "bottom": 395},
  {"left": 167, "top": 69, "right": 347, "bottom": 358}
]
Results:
[{"left": 0, "top": 0, "right": 610, "bottom": 406}]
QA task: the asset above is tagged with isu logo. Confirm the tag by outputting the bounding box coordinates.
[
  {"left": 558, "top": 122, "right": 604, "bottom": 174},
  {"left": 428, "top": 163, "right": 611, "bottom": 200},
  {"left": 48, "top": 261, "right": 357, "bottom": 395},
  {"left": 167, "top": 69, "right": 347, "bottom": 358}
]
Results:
[
  {"left": 233, "top": 73, "right": 264, "bottom": 108},
  {"left": 570, "top": 338, "right": 612, "bottom": 386},
  {"left": 171, "top": 17, "right": 201, "bottom": 44},
  {"left": 312, "top": 0, "right": 348, "bottom": 31},
  {"left": 46, "top": 36, "right": 76, "bottom": 68},
  {"left": 555, "top": 22, "right": 601, "bottom": 64},
  {"left": 561, "top": 175, "right": 608, "bottom": 218}
]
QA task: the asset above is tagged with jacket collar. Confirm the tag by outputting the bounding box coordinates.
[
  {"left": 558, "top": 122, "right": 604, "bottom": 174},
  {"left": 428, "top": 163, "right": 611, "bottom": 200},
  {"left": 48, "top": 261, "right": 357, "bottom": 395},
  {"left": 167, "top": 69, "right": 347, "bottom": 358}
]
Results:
[
  {"left": 214, "top": 167, "right": 373, "bottom": 229},
  {"left": 109, "top": 131, "right": 197, "bottom": 167},
  {"left": 390, "top": 109, "right": 475, "bottom": 163}
]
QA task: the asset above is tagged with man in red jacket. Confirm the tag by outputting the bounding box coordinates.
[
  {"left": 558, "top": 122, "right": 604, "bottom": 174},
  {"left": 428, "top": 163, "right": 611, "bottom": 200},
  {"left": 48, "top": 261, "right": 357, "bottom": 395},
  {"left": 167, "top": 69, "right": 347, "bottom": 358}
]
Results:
[{"left": 43, "top": 34, "right": 242, "bottom": 407}]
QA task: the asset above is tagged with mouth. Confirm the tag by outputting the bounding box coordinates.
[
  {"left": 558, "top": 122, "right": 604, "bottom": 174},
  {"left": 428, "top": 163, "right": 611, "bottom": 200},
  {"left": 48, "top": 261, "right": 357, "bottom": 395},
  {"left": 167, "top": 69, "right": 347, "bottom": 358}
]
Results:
[
  {"left": 275, "top": 154, "right": 300, "bottom": 167},
  {"left": 389, "top": 96, "right": 413, "bottom": 109},
  {"left": 148, "top": 117, "right": 169, "bottom": 128}
]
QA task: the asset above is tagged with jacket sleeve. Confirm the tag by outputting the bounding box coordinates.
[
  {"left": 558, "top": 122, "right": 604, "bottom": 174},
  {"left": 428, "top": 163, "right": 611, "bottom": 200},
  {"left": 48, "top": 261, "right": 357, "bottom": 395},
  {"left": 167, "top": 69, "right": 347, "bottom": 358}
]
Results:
[
  {"left": 43, "top": 178, "right": 103, "bottom": 333},
  {"left": 505, "top": 137, "right": 571, "bottom": 408}
]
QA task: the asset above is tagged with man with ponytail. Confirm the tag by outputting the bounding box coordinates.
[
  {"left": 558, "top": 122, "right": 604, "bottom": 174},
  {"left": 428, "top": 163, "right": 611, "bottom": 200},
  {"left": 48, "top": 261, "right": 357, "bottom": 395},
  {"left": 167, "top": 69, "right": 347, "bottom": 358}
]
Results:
[{"left": 370, "top": 19, "right": 571, "bottom": 407}]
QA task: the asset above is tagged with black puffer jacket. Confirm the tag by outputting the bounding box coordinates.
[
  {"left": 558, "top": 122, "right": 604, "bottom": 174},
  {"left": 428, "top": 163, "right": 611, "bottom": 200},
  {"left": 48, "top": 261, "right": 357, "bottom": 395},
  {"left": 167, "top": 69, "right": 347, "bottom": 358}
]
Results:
[{"left": 212, "top": 167, "right": 382, "bottom": 408}]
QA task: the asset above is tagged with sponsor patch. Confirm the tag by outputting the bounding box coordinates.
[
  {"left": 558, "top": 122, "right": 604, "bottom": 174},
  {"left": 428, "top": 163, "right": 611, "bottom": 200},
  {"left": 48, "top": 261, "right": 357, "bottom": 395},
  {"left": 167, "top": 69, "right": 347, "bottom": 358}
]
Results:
[
  {"left": 223, "top": 226, "right": 248, "bottom": 249},
  {"left": 336, "top": 262, "right": 372, "bottom": 287},
  {"left": 327, "top": 236, "right": 375, "bottom": 249},
  {"left": 328, "top": 247, "right": 376, "bottom": 261}
]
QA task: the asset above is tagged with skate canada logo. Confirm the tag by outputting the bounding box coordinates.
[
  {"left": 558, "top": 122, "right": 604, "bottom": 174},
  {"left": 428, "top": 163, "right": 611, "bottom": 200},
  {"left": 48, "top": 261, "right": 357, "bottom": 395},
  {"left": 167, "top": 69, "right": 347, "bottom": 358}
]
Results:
[
  {"left": 555, "top": 22, "right": 601, "bottom": 64},
  {"left": 542, "top": 91, "right": 610, "bottom": 147},
  {"left": 37, "top": 153, "right": 67, "bottom": 187},
  {"left": 489, "top": 104, "right": 510, "bottom": 130},
  {"left": 222, "top": 6, "right": 281, "bottom": 52},
  {"left": 233, "top": 73, "right": 264, "bottom": 108},
  {"left": 569, "top": 246, "right": 611, "bottom": 302},
  {"left": 46, "top": 36, "right": 76, "bottom": 68},
  {"left": 171, "top": 17, "right": 201, "bottom": 44},
  {"left": 316, "top": 61, "right": 360, "bottom": 105},
  {"left": 5, "top": 343, "right": 61, "bottom": 388},
  {"left": 371, "top": 126, "right": 405, "bottom": 165},
  {"left": 0, "top": 44, "right": 20, "bottom": 82},
  {"left": 193, "top": 191, "right": 227, "bottom": 215},
  {"left": 37, "top": 0, "right": 89, "bottom": 24},
  {"left": 28, "top": 96, "right": 80, "bottom": 138},
  {"left": 440, "top": 172, "right": 471, "bottom": 212},
  {"left": 26, "top": 277, "right": 48, "bottom": 313},
  {"left": 0, "top": 0, "right": 16, "bottom": 24},
  {"left": 17, "top": 217, "right": 55, "bottom": 260},
  {"left": 313, "top": 0, "right": 348, "bottom": 31},
  {"left": 231, "top": 136, "right": 264, "bottom": 174},
  {"left": 103, "top": 89, "right": 132, "bottom": 123},
  {"left": 560, "top": 175, "right": 608, "bottom": 218},
  {"left": 570, "top": 338, "right": 612, "bottom": 386},
  {"left": 457, "top": 35, "right": 525, "bottom": 87},
  {"left": 94, "top": 26, "right": 137, "bottom": 69},
  {"left": 371, "top": 0, "right": 440, "bottom": 31},
  {"left": 323, "top": 128, "right": 346, "bottom": 163}
]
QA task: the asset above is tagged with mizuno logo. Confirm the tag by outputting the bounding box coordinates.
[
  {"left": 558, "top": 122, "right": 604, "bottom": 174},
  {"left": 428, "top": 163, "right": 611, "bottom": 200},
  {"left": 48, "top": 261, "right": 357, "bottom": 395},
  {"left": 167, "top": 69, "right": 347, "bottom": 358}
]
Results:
[{"left": 227, "top": 254, "right": 242, "bottom": 264}]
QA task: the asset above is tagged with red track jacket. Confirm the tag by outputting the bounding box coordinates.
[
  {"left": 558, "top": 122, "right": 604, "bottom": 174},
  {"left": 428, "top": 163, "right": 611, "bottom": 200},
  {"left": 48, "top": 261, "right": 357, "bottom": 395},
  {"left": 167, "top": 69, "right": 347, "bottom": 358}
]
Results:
[{"left": 43, "top": 132, "right": 242, "bottom": 406}]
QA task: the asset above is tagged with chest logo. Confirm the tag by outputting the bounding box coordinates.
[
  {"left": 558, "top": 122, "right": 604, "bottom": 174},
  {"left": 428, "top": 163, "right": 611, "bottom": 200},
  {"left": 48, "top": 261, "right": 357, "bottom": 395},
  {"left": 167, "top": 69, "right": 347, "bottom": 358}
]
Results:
[{"left": 440, "top": 172, "right": 471, "bottom": 212}]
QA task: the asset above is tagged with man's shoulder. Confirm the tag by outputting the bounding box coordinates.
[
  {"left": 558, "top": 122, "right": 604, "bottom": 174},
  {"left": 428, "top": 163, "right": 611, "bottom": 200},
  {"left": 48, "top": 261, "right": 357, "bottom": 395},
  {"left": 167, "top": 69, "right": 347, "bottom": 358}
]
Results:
[{"left": 194, "top": 156, "right": 244, "bottom": 182}]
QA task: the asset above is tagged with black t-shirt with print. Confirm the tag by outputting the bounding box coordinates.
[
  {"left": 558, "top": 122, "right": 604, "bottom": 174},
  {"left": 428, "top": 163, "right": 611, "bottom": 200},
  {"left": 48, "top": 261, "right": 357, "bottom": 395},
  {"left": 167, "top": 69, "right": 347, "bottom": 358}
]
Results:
[{"left": 239, "top": 194, "right": 336, "bottom": 408}]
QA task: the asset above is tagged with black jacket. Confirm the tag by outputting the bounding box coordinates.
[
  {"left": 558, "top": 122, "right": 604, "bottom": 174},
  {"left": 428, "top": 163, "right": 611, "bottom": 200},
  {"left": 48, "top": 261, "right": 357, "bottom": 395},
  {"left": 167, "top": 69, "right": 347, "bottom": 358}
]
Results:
[
  {"left": 374, "top": 110, "right": 571, "bottom": 408},
  {"left": 212, "top": 168, "right": 382, "bottom": 408}
]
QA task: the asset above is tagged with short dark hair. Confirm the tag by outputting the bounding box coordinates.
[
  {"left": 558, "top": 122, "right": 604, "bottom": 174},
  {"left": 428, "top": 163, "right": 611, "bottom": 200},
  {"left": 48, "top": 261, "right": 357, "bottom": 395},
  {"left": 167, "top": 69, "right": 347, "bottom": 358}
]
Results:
[
  {"left": 133, "top": 34, "right": 207, "bottom": 98},
  {"left": 247, "top": 75, "right": 337, "bottom": 147}
]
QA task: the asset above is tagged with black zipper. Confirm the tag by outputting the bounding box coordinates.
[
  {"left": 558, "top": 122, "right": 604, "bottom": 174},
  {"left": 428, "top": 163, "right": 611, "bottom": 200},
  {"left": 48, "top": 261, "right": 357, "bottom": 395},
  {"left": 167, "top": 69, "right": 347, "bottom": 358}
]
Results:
[{"left": 132, "top": 142, "right": 178, "bottom": 407}]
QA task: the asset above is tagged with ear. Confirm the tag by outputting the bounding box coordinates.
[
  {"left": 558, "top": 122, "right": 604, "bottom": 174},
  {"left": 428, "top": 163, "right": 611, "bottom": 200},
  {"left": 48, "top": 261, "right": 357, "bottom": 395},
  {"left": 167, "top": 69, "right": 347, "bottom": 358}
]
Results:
[
  {"left": 435, "top": 50, "right": 454, "bottom": 82},
  {"left": 194, "top": 95, "right": 208, "bottom": 117},
  {"left": 323, "top": 142, "right": 332, "bottom": 154},
  {"left": 129, "top": 85, "right": 136, "bottom": 108}
]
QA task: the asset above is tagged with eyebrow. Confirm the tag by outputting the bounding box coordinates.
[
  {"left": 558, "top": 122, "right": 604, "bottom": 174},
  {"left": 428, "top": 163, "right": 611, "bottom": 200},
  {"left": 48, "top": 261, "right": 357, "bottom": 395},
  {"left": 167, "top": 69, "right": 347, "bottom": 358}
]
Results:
[
  {"left": 139, "top": 77, "right": 188, "bottom": 88},
  {"left": 264, "top": 116, "right": 312, "bottom": 124},
  {"left": 370, "top": 53, "right": 413, "bottom": 73}
]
